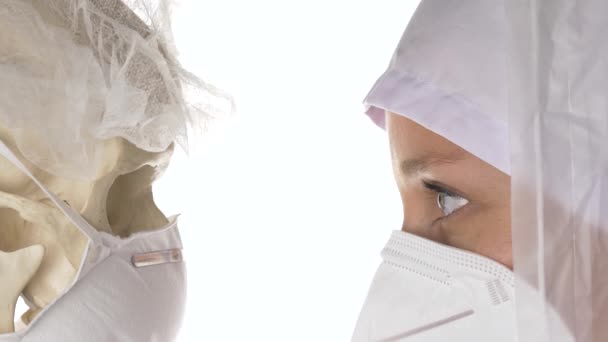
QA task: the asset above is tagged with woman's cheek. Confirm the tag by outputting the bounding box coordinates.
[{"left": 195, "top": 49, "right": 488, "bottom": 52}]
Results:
[{"left": 400, "top": 188, "right": 443, "bottom": 239}]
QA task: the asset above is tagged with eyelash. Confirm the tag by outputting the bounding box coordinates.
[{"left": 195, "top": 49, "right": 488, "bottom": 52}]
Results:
[{"left": 422, "top": 180, "right": 456, "bottom": 197}]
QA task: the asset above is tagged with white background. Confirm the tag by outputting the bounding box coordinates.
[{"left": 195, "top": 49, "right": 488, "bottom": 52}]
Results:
[{"left": 155, "top": 1, "right": 418, "bottom": 340}]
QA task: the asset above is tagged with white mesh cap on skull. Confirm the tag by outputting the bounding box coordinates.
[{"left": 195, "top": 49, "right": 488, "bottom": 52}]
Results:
[
  {"left": 0, "top": 0, "right": 233, "bottom": 180},
  {"left": 365, "top": 0, "right": 608, "bottom": 340}
]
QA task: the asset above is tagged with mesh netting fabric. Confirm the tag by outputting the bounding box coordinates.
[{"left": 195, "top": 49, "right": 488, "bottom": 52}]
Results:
[{"left": 0, "top": 0, "right": 233, "bottom": 180}]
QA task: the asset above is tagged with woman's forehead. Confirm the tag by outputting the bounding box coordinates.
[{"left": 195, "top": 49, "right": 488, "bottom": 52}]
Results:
[
  {"left": 387, "top": 112, "right": 510, "bottom": 186},
  {"left": 387, "top": 112, "right": 466, "bottom": 157}
]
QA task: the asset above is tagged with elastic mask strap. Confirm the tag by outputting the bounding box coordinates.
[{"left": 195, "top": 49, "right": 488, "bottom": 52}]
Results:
[{"left": 0, "top": 139, "right": 101, "bottom": 244}]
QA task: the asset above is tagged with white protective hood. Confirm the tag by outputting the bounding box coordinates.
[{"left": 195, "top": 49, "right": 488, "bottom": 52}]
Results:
[
  {"left": 364, "top": 0, "right": 509, "bottom": 174},
  {"left": 364, "top": 0, "right": 608, "bottom": 340}
]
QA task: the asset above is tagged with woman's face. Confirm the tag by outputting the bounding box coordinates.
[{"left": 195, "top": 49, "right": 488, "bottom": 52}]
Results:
[{"left": 387, "top": 112, "right": 513, "bottom": 268}]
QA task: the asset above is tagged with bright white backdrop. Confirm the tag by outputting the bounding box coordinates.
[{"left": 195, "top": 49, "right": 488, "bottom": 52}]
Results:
[{"left": 154, "top": 1, "right": 418, "bottom": 340}]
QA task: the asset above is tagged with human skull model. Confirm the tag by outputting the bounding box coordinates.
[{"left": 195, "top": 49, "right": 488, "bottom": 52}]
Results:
[
  {"left": 0, "top": 126, "right": 173, "bottom": 332},
  {"left": 0, "top": 0, "right": 226, "bottom": 333}
]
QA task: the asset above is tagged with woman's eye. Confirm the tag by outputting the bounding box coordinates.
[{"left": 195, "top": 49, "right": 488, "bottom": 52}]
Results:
[
  {"left": 422, "top": 181, "right": 469, "bottom": 217},
  {"left": 437, "top": 192, "right": 468, "bottom": 216}
]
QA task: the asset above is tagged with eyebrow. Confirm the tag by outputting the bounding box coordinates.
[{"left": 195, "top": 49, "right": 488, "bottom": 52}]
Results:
[{"left": 399, "top": 153, "right": 464, "bottom": 178}]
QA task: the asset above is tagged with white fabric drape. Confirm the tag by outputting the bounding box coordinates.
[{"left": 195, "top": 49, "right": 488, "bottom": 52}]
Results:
[{"left": 507, "top": 0, "right": 608, "bottom": 340}]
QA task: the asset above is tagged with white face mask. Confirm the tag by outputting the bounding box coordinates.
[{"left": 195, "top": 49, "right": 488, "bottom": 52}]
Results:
[{"left": 351, "top": 230, "right": 516, "bottom": 342}]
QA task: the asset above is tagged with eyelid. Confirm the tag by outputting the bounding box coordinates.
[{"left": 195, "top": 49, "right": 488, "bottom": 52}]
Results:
[{"left": 422, "top": 180, "right": 467, "bottom": 199}]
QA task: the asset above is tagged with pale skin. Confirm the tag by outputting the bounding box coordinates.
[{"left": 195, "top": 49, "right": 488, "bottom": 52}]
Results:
[{"left": 387, "top": 111, "right": 512, "bottom": 268}]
